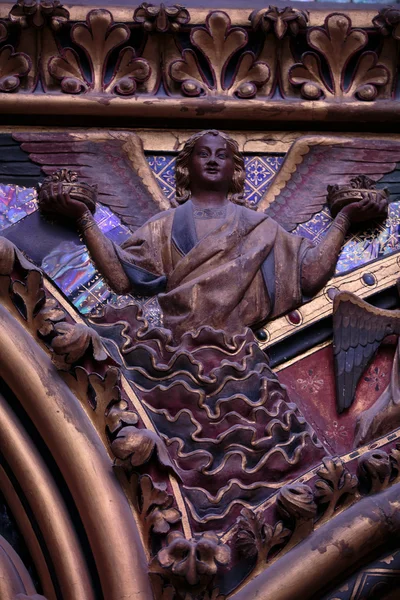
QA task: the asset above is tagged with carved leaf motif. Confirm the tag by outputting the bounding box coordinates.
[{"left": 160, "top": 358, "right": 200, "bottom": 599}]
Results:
[
  {"left": 35, "top": 297, "right": 65, "bottom": 336},
  {"left": 234, "top": 508, "right": 290, "bottom": 563},
  {"left": 105, "top": 47, "right": 150, "bottom": 95},
  {"left": 111, "top": 425, "right": 179, "bottom": 475},
  {"left": 289, "top": 14, "right": 387, "bottom": 101},
  {"left": 169, "top": 11, "right": 269, "bottom": 97},
  {"left": 347, "top": 52, "right": 389, "bottom": 101},
  {"left": 51, "top": 322, "right": 108, "bottom": 363},
  {"left": 234, "top": 508, "right": 267, "bottom": 559},
  {"left": 359, "top": 449, "right": 392, "bottom": 493},
  {"left": 13, "top": 270, "right": 45, "bottom": 325},
  {"left": 139, "top": 475, "right": 181, "bottom": 536},
  {"left": 62, "top": 367, "right": 121, "bottom": 449},
  {"left": 289, "top": 52, "right": 327, "bottom": 99},
  {"left": 390, "top": 445, "right": 400, "bottom": 484},
  {"left": 169, "top": 49, "right": 207, "bottom": 96},
  {"left": 71, "top": 9, "right": 130, "bottom": 92},
  {"left": 229, "top": 52, "right": 270, "bottom": 98},
  {"left": 315, "top": 456, "right": 358, "bottom": 522},
  {"left": 106, "top": 399, "right": 139, "bottom": 433},
  {"left": 48, "top": 48, "right": 88, "bottom": 94},
  {"left": 191, "top": 11, "right": 246, "bottom": 94},
  {"left": 0, "top": 45, "right": 31, "bottom": 92},
  {"left": 277, "top": 483, "right": 317, "bottom": 521},
  {"left": 308, "top": 14, "right": 366, "bottom": 94}
]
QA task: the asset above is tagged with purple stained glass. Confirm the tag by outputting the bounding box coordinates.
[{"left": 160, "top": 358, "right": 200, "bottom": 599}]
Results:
[{"left": 0, "top": 184, "right": 37, "bottom": 231}]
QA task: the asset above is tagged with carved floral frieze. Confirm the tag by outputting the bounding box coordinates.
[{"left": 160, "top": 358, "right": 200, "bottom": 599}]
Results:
[{"left": 0, "top": 2, "right": 396, "bottom": 107}]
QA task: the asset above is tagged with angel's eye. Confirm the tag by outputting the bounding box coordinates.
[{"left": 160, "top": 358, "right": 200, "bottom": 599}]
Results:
[
  {"left": 198, "top": 151, "right": 209, "bottom": 158},
  {"left": 218, "top": 152, "right": 228, "bottom": 160}
]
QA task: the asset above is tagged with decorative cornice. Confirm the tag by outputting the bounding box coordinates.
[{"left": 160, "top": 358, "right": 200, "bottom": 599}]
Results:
[{"left": 0, "top": 4, "right": 397, "bottom": 124}]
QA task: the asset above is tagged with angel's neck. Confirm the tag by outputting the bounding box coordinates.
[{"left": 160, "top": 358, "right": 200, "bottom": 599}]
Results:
[{"left": 190, "top": 191, "right": 229, "bottom": 209}]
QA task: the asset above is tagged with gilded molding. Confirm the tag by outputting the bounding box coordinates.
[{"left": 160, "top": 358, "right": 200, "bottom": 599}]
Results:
[
  {"left": 0, "top": 303, "right": 153, "bottom": 598},
  {"left": 0, "top": 4, "right": 397, "bottom": 123},
  {"left": 0, "top": 393, "right": 94, "bottom": 600}
]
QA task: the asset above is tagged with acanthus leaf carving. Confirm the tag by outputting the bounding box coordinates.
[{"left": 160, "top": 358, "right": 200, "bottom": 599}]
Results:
[
  {"left": 139, "top": 474, "right": 181, "bottom": 539},
  {"left": 48, "top": 9, "right": 151, "bottom": 95},
  {"left": 289, "top": 13, "right": 389, "bottom": 100},
  {"left": 133, "top": 3, "right": 190, "bottom": 33},
  {"left": 72, "top": 9, "right": 129, "bottom": 92},
  {"left": 111, "top": 424, "right": 179, "bottom": 475},
  {"left": 314, "top": 456, "right": 358, "bottom": 523},
  {"left": 0, "top": 45, "right": 31, "bottom": 92},
  {"left": 51, "top": 321, "right": 108, "bottom": 364},
  {"left": 48, "top": 48, "right": 88, "bottom": 94},
  {"left": 169, "top": 11, "right": 269, "bottom": 98},
  {"left": 105, "top": 47, "right": 150, "bottom": 95},
  {"left": 234, "top": 507, "right": 290, "bottom": 566}
]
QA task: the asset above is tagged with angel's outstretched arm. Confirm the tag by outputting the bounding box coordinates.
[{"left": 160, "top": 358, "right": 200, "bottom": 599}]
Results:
[
  {"left": 301, "top": 196, "right": 387, "bottom": 297},
  {"left": 39, "top": 186, "right": 132, "bottom": 294},
  {"left": 77, "top": 211, "right": 132, "bottom": 295}
]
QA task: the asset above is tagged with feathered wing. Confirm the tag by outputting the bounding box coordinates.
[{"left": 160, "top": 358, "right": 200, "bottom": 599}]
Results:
[
  {"left": 258, "top": 136, "right": 400, "bottom": 231},
  {"left": 333, "top": 291, "right": 400, "bottom": 413},
  {"left": 12, "top": 131, "right": 171, "bottom": 231}
]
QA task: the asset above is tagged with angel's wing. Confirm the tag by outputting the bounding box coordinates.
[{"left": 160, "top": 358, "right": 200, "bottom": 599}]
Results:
[
  {"left": 258, "top": 136, "right": 400, "bottom": 231},
  {"left": 12, "top": 131, "right": 171, "bottom": 231},
  {"left": 333, "top": 291, "right": 400, "bottom": 413}
]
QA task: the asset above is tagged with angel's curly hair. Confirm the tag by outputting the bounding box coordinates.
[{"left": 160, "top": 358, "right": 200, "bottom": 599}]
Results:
[{"left": 175, "top": 130, "right": 246, "bottom": 205}]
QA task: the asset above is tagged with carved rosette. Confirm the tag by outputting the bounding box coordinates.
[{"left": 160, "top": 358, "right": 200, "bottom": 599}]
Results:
[
  {"left": 133, "top": 3, "right": 190, "bottom": 33},
  {"left": 250, "top": 6, "right": 309, "bottom": 39}
]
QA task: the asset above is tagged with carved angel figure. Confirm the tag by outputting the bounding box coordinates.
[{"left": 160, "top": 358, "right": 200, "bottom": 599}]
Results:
[
  {"left": 38, "top": 131, "right": 386, "bottom": 339},
  {"left": 7, "top": 130, "right": 391, "bottom": 527}
]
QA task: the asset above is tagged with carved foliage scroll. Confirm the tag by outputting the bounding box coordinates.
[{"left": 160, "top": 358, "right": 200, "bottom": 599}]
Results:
[{"left": 0, "top": 4, "right": 397, "bottom": 103}]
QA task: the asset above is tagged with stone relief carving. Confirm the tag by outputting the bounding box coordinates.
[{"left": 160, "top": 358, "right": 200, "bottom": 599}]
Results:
[{"left": 2, "top": 125, "right": 400, "bottom": 598}]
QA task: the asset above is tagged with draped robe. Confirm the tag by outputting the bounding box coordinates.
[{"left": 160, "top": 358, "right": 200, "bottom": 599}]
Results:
[
  {"left": 105, "top": 200, "right": 325, "bottom": 528},
  {"left": 115, "top": 200, "right": 313, "bottom": 338}
]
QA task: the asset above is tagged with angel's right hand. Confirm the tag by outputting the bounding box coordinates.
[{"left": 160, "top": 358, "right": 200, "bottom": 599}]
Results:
[
  {"left": 40, "top": 182, "right": 88, "bottom": 221},
  {"left": 340, "top": 191, "right": 388, "bottom": 224}
]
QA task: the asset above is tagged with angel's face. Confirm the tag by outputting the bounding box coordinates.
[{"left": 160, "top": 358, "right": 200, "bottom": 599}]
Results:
[{"left": 188, "top": 134, "right": 235, "bottom": 195}]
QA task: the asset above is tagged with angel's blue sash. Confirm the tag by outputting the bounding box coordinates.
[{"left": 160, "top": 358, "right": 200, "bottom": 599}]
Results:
[
  {"left": 260, "top": 249, "right": 276, "bottom": 315},
  {"left": 171, "top": 200, "right": 197, "bottom": 256},
  {"left": 119, "top": 258, "right": 167, "bottom": 296}
]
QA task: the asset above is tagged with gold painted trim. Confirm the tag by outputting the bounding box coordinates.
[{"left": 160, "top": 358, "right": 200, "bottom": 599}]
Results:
[
  {"left": 274, "top": 340, "right": 332, "bottom": 372},
  {"left": 229, "top": 482, "right": 400, "bottom": 600},
  {"left": 260, "top": 251, "right": 400, "bottom": 350},
  {"left": 0, "top": 394, "right": 94, "bottom": 600},
  {"left": 0, "top": 466, "right": 56, "bottom": 600},
  {"left": 0, "top": 303, "right": 153, "bottom": 600}
]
